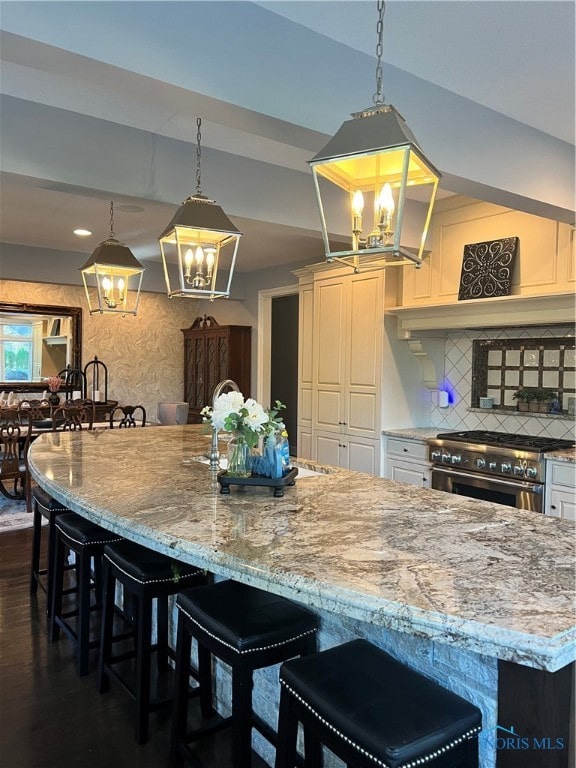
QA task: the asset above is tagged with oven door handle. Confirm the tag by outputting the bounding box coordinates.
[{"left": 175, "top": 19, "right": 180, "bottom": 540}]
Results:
[{"left": 430, "top": 467, "right": 544, "bottom": 494}]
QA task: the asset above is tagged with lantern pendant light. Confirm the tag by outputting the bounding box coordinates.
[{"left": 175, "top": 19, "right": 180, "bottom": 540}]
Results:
[
  {"left": 158, "top": 118, "right": 241, "bottom": 300},
  {"left": 309, "top": 0, "right": 441, "bottom": 270},
  {"left": 80, "top": 201, "right": 145, "bottom": 316}
]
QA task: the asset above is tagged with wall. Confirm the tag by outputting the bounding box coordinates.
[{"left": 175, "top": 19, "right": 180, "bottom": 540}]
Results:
[
  {"left": 1, "top": 279, "right": 253, "bottom": 420},
  {"left": 431, "top": 325, "right": 575, "bottom": 441}
]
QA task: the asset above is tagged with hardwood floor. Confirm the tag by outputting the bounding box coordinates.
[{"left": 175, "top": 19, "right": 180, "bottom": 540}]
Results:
[{"left": 0, "top": 528, "right": 269, "bottom": 768}]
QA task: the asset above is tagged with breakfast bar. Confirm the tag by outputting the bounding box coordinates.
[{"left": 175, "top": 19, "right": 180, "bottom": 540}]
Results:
[{"left": 28, "top": 426, "right": 575, "bottom": 768}]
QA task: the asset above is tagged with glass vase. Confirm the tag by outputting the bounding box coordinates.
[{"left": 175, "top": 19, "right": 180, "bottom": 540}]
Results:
[{"left": 226, "top": 434, "right": 252, "bottom": 477}]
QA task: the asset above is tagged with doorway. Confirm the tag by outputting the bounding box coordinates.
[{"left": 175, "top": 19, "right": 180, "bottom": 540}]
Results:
[
  {"left": 257, "top": 286, "right": 299, "bottom": 456},
  {"left": 270, "top": 295, "right": 298, "bottom": 454}
]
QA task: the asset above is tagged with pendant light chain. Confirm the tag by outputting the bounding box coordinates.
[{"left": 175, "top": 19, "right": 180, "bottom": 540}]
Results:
[
  {"left": 109, "top": 200, "right": 116, "bottom": 239},
  {"left": 373, "top": 0, "right": 386, "bottom": 106},
  {"left": 196, "top": 117, "right": 203, "bottom": 195}
]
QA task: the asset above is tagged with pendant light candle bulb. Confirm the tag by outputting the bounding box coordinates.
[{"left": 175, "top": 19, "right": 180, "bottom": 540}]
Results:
[
  {"left": 184, "top": 248, "right": 194, "bottom": 278},
  {"left": 352, "top": 190, "right": 364, "bottom": 240},
  {"left": 379, "top": 183, "right": 395, "bottom": 217}
]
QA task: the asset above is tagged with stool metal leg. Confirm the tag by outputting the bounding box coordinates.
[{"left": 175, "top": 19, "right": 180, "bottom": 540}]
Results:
[
  {"left": 97, "top": 560, "right": 115, "bottom": 694},
  {"left": 275, "top": 686, "right": 298, "bottom": 768},
  {"left": 170, "top": 616, "right": 192, "bottom": 767},
  {"left": 231, "top": 662, "right": 254, "bottom": 768},
  {"left": 77, "top": 547, "right": 93, "bottom": 676},
  {"left": 135, "top": 593, "right": 153, "bottom": 744},
  {"left": 50, "top": 532, "right": 66, "bottom": 642},
  {"left": 29, "top": 502, "right": 42, "bottom": 595},
  {"left": 157, "top": 594, "right": 169, "bottom": 673}
]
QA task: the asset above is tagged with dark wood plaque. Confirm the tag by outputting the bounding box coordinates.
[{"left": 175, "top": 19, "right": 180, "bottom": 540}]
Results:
[{"left": 458, "top": 237, "right": 519, "bottom": 300}]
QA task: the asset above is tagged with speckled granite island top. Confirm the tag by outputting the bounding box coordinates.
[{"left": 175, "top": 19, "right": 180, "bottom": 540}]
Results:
[{"left": 29, "top": 427, "right": 575, "bottom": 672}]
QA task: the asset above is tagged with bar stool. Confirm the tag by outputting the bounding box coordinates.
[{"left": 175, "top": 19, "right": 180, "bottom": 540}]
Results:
[
  {"left": 50, "top": 512, "right": 124, "bottom": 676},
  {"left": 29, "top": 486, "right": 70, "bottom": 617},
  {"left": 97, "top": 539, "right": 209, "bottom": 744},
  {"left": 275, "top": 639, "right": 482, "bottom": 768},
  {"left": 170, "top": 580, "right": 319, "bottom": 768}
]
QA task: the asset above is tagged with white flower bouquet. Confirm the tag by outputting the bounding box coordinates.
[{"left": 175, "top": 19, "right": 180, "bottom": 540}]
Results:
[{"left": 201, "top": 391, "right": 269, "bottom": 449}]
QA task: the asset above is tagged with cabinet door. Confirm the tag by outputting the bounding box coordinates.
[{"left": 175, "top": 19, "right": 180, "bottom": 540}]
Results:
[
  {"left": 346, "top": 436, "right": 380, "bottom": 475},
  {"left": 546, "top": 488, "right": 576, "bottom": 521},
  {"left": 389, "top": 459, "right": 430, "bottom": 488},
  {"left": 346, "top": 272, "right": 383, "bottom": 437},
  {"left": 314, "top": 431, "right": 342, "bottom": 468},
  {"left": 313, "top": 277, "right": 347, "bottom": 434}
]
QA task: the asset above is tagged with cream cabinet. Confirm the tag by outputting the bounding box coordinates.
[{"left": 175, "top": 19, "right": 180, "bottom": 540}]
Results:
[
  {"left": 544, "top": 460, "right": 576, "bottom": 521},
  {"left": 296, "top": 266, "right": 385, "bottom": 476},
  {"left": 385, "top": 437, "right": 430, "bottom": 488},
  {"left": 401, "top": 198, "right": 575, "bottom": 308}
]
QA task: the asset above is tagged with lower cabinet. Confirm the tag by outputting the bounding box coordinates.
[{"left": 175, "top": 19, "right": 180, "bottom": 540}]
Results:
[
  {"left": 385, "top": 437, "right": 430, "bottom": 489},
  {"left": 314, "top": 431, "right": 380, "bottom": 475},
  {"left": 545, "top": 460, "right": 576, "bottom": 520}
]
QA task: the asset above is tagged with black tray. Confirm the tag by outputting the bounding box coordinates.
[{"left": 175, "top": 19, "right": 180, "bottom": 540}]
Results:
[{"left": 217, "top": 467, "right": 298, "bottom": 497}]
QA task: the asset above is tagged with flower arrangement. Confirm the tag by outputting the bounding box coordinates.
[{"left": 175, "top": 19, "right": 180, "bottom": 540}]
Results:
[
  {"left": 46, "top": 375, "right": 62, "bottom": 393},
  {"left": 201, "top": 392, "right": 284, "bottom": 448}
]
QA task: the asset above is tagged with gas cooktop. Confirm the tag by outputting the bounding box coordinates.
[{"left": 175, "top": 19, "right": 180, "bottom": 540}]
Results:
[{"left": 435, "top": 431, "right": 575, "bottom": 453}]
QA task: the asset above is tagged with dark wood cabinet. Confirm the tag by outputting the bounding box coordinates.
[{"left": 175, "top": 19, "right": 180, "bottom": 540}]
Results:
[{"left": 182, "top": 316, "right": 251, "bottom": 423}]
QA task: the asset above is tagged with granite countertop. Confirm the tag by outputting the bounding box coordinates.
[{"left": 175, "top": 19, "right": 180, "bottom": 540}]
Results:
[
  {"left": 545, "top": 448, "right": 576, "bottom": 464},
  {"left": 382, "top": 428, "right": 441, "bottom": 440},
  {"left": 28, "top": 427, "right": 575, "bottom": 672}
]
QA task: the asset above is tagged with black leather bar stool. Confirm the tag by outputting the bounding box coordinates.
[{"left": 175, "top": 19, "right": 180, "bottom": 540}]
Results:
[
  {"left": 275, "top": 639, "right": 482, "bottom": 768},
  {"left": 50, "top": 512, "right": 124, "bottom": 676},
  {"left": 170, "top": 580, "right": 319, "bottom": 768},
  {"left": 97, "top": 539, "right": 209, "bottom": 744},
  {"left": 29, "top": 486, "right": 70, "bottom": 617}
]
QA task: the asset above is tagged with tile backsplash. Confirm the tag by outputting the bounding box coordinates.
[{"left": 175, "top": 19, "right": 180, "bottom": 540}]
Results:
[{"left": 431, "top": 326, "right": 576, "bottom": 440}]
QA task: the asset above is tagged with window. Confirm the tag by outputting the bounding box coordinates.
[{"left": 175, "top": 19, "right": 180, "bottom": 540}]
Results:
[{"left": 0, "top": 323, "right": 33, "bottom": 381}]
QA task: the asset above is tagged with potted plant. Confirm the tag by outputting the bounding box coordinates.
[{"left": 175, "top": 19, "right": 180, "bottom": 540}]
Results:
[
  {"left": 532, "top": 387, "right": 556, "bottom": 413},
  {"left": 513, "top": 387, "right": 555, "bottom": 413},
  {"left": 512, "top": 388, "right": 536, "bottom": 412}
]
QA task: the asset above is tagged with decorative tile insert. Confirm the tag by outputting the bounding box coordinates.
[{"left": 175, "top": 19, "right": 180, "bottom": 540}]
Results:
[
  {"left": 432, "top": 326, "right": 576, "bottom": 440},
  {"left": 473, "top": 337, "right": 575, "bottom": 413}
]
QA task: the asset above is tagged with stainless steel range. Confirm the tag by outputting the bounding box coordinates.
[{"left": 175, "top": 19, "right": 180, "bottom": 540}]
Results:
[{"left": 428, "top": 431, "right": 575, "bottom": 513}]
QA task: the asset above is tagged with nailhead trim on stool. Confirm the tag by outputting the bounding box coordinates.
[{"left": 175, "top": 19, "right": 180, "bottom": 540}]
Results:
[
  {"left": 170, "top": 580, "right": 319, "bottom": 768},
  {"left": 97, "top": 539, "right": 208, "bottom": 745},
  {"left": 275, "top": 639, "right": 482, "bottom": 768}
]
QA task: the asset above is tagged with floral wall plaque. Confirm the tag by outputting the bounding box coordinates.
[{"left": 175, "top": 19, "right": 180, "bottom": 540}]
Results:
[{"left": 458, "top": 236, "right": 519, "bottom": 300}]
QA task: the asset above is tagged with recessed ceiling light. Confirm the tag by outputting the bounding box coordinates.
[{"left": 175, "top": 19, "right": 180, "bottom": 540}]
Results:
[{"left": 74, "top": 228, "right": 92, "bottom": 236}]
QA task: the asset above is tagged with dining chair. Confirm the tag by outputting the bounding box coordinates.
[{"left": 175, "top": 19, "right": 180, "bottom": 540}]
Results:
[
  {"left": 157, "top": 402, "right": 189, "bottom": 426},
  {"left": 53, "top": 402, "right": 95, "bottom": 431},
  {"left": 0, "top": 407, "right": 32, "bottom": 503},
  {"left": 109, "top": 405, "right": 146, "bottom": 429}
]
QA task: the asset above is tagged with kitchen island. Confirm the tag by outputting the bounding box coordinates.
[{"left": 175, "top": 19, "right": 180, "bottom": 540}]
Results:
[{"left": 28, "top": 426, "right": 575, "bottom": 768}]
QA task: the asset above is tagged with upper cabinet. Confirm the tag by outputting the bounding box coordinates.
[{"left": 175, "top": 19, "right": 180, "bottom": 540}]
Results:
[{"left": 394, "top": 199, "right": 574, "bottom": 332}]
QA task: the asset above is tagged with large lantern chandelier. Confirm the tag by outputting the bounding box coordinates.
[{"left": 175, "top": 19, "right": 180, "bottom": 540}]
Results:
[
  {"left": 158, "top": 118, "right": 241, "bottom": 300},
  {"left": 309, "top": 1, "right": 440, "bottom": 270},
  {"left": 80, "top": 201, "right": 145, "bottom": 316}
]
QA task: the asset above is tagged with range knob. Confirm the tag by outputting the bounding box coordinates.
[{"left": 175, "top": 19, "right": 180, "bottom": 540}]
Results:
[
  {"left": 526, "top": 466, "right": 538, "bottom": 479},
  {"left": 488, "top": 461, "right": 497, "bottom": 471},
  {"left": 474, "top": 458, "right": 486, "bottom": 469},
  {"left": 513, "top": 465, "right": 525, "bottom": 476},
  {"left": 431, "top": 450, "right": 441, "bottom": 461},
  {"left": 501, "top": 462, "right": 512, "bottom": 474},
  {"left": 451, "top": 454, "right": 462, "bottom": 465},
  {"left": 441, "top": 452, "right": 451, "bottom": 463}
]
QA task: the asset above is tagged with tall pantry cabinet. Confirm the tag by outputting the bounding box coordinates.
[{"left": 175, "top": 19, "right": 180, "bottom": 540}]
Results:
[{"left": 296, "top": 265, "right": 393, "bottom": 475}]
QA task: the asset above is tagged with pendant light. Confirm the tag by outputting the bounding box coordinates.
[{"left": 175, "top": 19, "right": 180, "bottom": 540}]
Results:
[
  {"left": 158, "top": 118, "right": 241, "bottom": 300},
  {"left": 309, "top": 1, "right": 441, "bottom": 270},
  {"left": 80, "top": 201, "right": 145, "bottom": 316}
]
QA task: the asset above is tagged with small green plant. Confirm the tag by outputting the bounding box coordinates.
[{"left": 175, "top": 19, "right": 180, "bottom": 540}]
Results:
[
  {"left": 533, "top": 388, "right": 556, "bottom": 402},
  {"left": 513, "top": 388, "right": 537, "bottom": 402}
]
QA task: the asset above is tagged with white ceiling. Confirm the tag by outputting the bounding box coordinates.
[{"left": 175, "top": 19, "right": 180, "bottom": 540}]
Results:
[{"left": 0, "top": 1, "right": 574, "bottom": 284}]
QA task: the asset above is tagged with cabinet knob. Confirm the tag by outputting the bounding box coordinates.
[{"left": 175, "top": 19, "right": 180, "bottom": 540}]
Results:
[
  {"left": 403, "top": 447, "right": 408, "bottom": 452},
  {"left": 551, "top": 505, "right": 557, "bottom": 510}
]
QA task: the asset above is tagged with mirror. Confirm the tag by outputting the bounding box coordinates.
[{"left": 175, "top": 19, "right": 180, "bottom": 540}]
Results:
[{"left": 0, "top": 302, "right": 82, "bottom": 392}]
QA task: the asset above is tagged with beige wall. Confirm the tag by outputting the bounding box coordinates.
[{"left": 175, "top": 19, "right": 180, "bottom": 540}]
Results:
[{"left": 1, "top": 280, "right": 254, "bottom": 420}]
